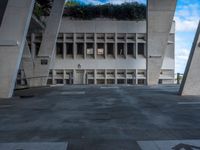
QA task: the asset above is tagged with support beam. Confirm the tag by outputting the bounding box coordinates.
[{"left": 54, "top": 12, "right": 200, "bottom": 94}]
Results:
[
  {"left": 0, "top": 0, "right": 35, "bottom": 98},
  {"left": 147, "top": 0, "right": 177, "bottom": 85},
  {"left": 179, "top": 21, "right": 200, "bottom": 96},
  {"left": 29, "top": 0, "right": 65, "bottom": 87}
]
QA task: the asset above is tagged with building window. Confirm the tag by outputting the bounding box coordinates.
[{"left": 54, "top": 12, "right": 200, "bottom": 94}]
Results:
[
  {"left": 88, "top": 79, "right": 94, "bottom": 84},
  {"left": 86, "top": 43, "right": 94, "bottom": 58},
  {"left": 56, "top": 43, "right": 63, "bottom": 57},
  {"left": 107, "top": 79, "right": 115, "bottom": 84},
  {"left": 117, "top": 43, "right": 124, "bottom": 56},
  {"left": 56, "top": 79, "right": 63, "bottom": 84},
  {"left": 127, "top": 43, "right": 134, "bottom": 55},
  {"left": 117, "top": 79, "right": 125, "bottom": 84},
  {"left": 107, "top": 43, "right": 114, "bottom": 55},
  {"left": 77, "top": 43, "right": 84, "bottom": 55},
  {"left": 127, "top": 79, "right": 133, "bottom": 84},
  {"left": 138, "top": 79, "right": 145, "bottom": 85},
  {"left": 138, "top": 43, "right": 145, "bottom": 55},
  {"left": 97, "top": 43, "right": 104, "bottom": 56},
  {"left": 35, "top": 42, "right": 41, "bottom": 56},
  {"left": 66, "top": 43, "right": 73, "bottom": 55},
  {"left": 47, "top": 79, "right": 53, "bottom": 85},
  {"left": 97, "top": 79, "right": 105, "bottom": 84}
]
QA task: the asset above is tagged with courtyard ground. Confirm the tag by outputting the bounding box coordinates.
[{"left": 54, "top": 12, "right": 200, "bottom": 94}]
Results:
[{"left": 0, "top": 85, "right": 200, "bottom": 150}]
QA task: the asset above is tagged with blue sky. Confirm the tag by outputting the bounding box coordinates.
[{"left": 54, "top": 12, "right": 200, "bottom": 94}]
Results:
[{"left": 70, "top": 0, "right": 200, "bottom": 73}]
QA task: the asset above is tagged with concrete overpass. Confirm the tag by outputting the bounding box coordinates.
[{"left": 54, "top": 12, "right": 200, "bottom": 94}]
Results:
[{"left": 1, "top": 0, "right": 198, "bottom": 98}]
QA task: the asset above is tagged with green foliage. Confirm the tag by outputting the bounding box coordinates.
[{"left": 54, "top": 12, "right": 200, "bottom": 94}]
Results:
[
  {"left": 34, "top": 0, "right": 53, "bottom": 18},
  {"left": 64, "top": 2, "right": 146, "bottom": 20},
  {"left": 65, "top": 0, "right": 80, "bottom": 7}
]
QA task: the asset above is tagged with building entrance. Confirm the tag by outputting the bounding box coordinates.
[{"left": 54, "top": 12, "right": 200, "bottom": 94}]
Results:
[{"left": 74, "top": 70, "right": 84, "bottom": 84}]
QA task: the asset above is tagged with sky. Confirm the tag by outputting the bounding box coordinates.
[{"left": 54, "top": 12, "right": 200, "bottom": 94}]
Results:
[{"left": 70, "top": 0, "right": 200, "bottom": 73}]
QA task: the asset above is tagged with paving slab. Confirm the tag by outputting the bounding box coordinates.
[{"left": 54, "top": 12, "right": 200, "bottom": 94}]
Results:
[
  {"left": 0, "top": 142, "right": 68, "bottom": 150},
  {"left": 138, "top": 140, "right": 200, "bottom": 150}
]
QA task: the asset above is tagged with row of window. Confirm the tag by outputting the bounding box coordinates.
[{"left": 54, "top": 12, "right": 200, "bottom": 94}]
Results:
[
  {"left": 55, "top": 33, "right": 146, "bottom": 42},
  {"left": 48, "top": 78, "right": 146, "bottom": 85},
  {"left": 55, "top": 42, "right": 146, "bottom": 58}
]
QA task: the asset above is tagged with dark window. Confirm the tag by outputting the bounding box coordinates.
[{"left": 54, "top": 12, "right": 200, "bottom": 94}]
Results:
[
  {"left": 47, "top": 79, "right": 53, "bottom": 85},
  {"left": 35, "top": 42, "right": 41, "bottom": 56},
  {"left": 0, "top": 0, "right": 8, "bottom": 26},
  {"left": 127, "top": 79, "right": 133, "bottom": 84},
  {"left": 138, "top": 79, "right": 145, "bottom": 85},
  {"left": 138, "top": 43, "right": 145, "bottom": 55},
  {"left": 107, "top": 79, "right": 115, "bottom": 84},
  {"left": 117, "top": 43, "right": 124, "bottom": 55},
  {"left": 117, "top": 79, "right": 125, "bottom": 84},
  {"left": 56, "top": 79, "right": 63, "bottom": 84},
  {"left": 77, "top": 43, "right": 84, "bottom": 55},
  {"left": 107, "top": 43, "right": 114, "bottom": 55},
  {"left": 41, "top": 59, "right": 48, "bottom": 65},
  {"left": 88, "top": 79, "right": 94, "bottom": 84},
  {"left": 66, "top": 43, "right": 73, "bottom": 55},
  {"left": 56, "top": 43, "right": 63, "bottom": 56},
  {"left": 127, "top": 43, "right": 134, "bottom": 55}
]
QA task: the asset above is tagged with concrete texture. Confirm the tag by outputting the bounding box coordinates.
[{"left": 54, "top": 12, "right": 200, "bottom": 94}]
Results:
[
  {"left": 1, "top": 85, "right": 200, "bottom": 149},
  {"left": 179, "top": 21, "right": 200, "bottom": 95},
  {"left": 28, "top": 0, "right": 65, "bottom": 87},
  {"left": 0, "top": 0, "right": 35, "bottom": 98},
  {"left": 147, "top": 0, "right": 177, "bottom": 85}
]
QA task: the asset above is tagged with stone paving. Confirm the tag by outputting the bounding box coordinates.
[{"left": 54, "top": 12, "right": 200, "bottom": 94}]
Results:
[{"left": 0, "top": 85, "right": 200, "bottom": 150}]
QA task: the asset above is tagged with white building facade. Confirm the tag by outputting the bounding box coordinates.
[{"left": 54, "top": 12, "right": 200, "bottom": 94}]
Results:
[{"left": 17, "top": 18, "right": 175, "bottom": 86}]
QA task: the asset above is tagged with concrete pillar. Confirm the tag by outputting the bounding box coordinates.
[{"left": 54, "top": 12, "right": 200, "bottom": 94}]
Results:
[
  {"left": 29, "top": 0, "right": 65, "bottom": 87},
  {"left": 63, "top": 34, "right": 66, "bottom": 59},
  {"left": 0, "top": 0, "right": 35, "bottom": 98},
  {"left": 21, "top": 41, "right": 34, "bottom": 86},
  {"left": 179, "top": 21, "right": 200, "bottom": 95},
  {"left": 147, "top": 0, "right": 177, "bottom": 85}
]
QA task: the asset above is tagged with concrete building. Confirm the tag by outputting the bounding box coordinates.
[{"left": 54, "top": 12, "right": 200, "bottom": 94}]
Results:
[{"left": 16, "top": 18, "right": 175, "bottom": 87}]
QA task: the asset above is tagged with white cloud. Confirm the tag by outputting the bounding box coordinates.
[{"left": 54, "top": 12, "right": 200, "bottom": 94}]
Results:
[{"left": 175, "top": 4, "right": 200, "bottom": 32}]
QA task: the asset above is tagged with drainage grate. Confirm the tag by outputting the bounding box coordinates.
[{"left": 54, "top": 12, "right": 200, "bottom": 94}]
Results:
[{"left": 19, "top": 95, "right": 35, "bottom": 99}]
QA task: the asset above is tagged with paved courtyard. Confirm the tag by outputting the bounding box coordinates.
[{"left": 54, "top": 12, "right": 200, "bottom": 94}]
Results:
[{"left": 0, "top": 85, "right": 200, "bottom": 150}]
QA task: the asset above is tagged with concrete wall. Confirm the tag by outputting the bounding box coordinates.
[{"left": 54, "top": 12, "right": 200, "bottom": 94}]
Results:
[{"left": 17, "top": 19, "right": 175, "bottom": 87}]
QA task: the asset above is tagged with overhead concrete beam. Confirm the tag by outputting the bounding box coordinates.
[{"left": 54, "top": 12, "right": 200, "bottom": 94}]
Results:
[
  {"left": 28, "top": 0, "right": 65, "bottom": 87},
  {"left": 179, "top": 21, "right": 200, "bottom": 96},
  {"left": 147, "top": 0, "right": 177, "bottom": 85},
  {"left": 0, "top": 0, "right": 35, "bottom": 98}
]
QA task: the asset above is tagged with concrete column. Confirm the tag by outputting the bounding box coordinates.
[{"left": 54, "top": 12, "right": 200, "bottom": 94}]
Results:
[
  {"left": 104, "top": 42, "right": 107, "bottom": 59},
  {"left": 125, "top": 33, "right": 127, "bottom": 59},
  {"left": 94, "top": 69, "right": 97, "bottom": 85},
  {"left": 73, "top": 33, "right": 76, "bottom": 59},
  {"left": 115, "top": 33, "right": 118, "bottom": 59},
  {"left": 21, "top": 41, "right": 34, "bottom": 86},
  {"left": 63, "top": 34, "right": 66, "bottom": 59},
  {"left": 115, "top": 69, "right": 117, "bottom": 84},
  {"left": 31, "top": 33, "right": 36, "bottom": 59},
  {"left": 94, "top": 33, "right": 97, "bottom": 59},
  {"left": 135, "top": 33, "right": 138, "bottom": 59},
  {"left": 147, "top": 0, "right": 177, "bottom": 85},
  {"left": 0, "top": 0, "right": 35, "bottom": 98},
  {"left": 29, "top": 0, "right": 65, "bottom": 87},
  {"left": 179, "top": 21, "right": 200, "bottom": 95}
]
